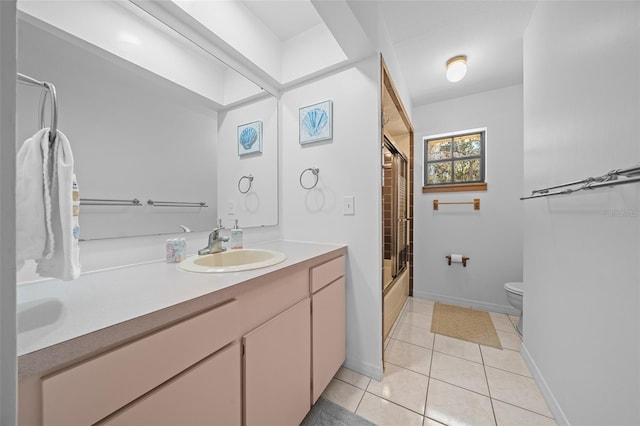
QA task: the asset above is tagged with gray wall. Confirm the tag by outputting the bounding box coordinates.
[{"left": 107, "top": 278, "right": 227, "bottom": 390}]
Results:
[
  {"left": 0, "top": 2, "right": 17, "bottom": 423},
  {"left": 523, "top": 2, "right": 640, "bottom": 424},
  {"left": 412, "top": 85, "right": 524, "bottom": 313}
]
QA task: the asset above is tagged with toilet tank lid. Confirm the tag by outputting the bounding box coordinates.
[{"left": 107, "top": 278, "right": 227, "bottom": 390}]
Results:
[{"left": 504, "top": 282, "right": 523, "bottom": 294}]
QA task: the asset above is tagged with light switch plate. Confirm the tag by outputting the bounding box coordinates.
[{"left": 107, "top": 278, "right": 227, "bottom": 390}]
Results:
[
  {"left": 225, "top": 201, "right": 235, "bottom": 216},
  {"left": 343, "top": 196, "right": 355, "bottom": 215}
]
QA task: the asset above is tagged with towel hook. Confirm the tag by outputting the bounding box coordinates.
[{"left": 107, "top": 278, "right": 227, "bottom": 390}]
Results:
[
  {"left": 300, "top": 167, "right": 320, "bottom": 190},
  {"left": 238, "top": 175, "right": 254, "bottom": 194}
]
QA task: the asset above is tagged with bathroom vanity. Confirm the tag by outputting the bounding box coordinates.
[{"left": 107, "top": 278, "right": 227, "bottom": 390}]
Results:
[{"left": 17, "top": 241, "right": 346, "bottom": 426}]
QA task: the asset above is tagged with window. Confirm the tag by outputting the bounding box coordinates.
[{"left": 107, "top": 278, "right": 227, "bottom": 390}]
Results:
[{"left": 423, "top": 129, "right": 487, "bottom": 192}]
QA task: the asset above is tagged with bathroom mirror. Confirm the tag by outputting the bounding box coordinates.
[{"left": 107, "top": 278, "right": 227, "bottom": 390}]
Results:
[{"left": 16, "top": 1, "right": 278, "bottom": 239}]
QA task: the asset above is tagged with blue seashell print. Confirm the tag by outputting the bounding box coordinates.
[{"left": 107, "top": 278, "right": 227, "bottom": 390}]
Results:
[
  {"left": 302, "top": 108, "right": 328, "bottom": 137},
  {"left": 239, "top": 127, "right": 258, "bottom": 150}
]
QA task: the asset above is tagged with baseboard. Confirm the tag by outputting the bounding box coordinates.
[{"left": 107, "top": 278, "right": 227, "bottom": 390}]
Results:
[
  {"left": 343, "top": 356, "right": 383, "bottom": 381},
  {"left": 520, "top": 343, "right": 569, "bottom": 425},
  {"left": 412, "top": 290, "right": 520, "bottom": 315}
]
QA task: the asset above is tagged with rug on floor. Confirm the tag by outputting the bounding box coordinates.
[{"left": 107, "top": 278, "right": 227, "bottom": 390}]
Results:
[
  {"left": 300, "top": 397, "right": 375, "bottom": 426},
  {"left": 431, "top": 302, "right": 503, "bottom": 349}
]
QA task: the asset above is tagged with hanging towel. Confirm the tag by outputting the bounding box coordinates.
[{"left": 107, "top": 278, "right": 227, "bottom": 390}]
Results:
[
  {"left": 36, "top": 130, "right": 81, "bottom": 281},
  {"left": 16, "top": 128, "right": 53, "bottom": 267}
]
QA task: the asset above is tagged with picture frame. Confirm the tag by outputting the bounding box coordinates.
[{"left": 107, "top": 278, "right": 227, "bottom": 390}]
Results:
[
  {"left": 237, "top": 120, "right": 263, "bottom": 156},
  {"left": 299, "top": 100, "right": 333, "bottom": 144}
]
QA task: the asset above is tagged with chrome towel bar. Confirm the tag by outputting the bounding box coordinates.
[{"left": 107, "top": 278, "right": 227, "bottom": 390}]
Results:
[
  {"left": 80, "top": 198, "right": 142, "bottom": 206},
  {"left": 521, "top": 164, "right": 640, "bottom": 200},
  {"left": 147, "top": 200, "right": 208, "bottom": 208}
]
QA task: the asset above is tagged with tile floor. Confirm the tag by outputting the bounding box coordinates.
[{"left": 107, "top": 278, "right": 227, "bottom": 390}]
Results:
[{"left": 321, "top": 297, "right": 557, "bottom": 426}]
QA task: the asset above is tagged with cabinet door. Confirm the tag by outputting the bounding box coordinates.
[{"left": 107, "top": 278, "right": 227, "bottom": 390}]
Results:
[
  {"left": 102, "top": 342, "right": 241, "bottom": 426},
  {"left": 312, "top": 277, "right": 346, "bottom": 402},
  {"left": 244, "top": 298, "right": 311, "bottom": 426}
]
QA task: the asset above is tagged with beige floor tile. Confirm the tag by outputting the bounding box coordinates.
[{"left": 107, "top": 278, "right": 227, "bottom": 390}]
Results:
[
  {"left": 496, "top": 329, "right": 521, "bottom": 351},
  {"left": 425, "top": 379, "right": 495, "bottom": 426},
  {"left": 400, "top": 311, "right": 433, "bottom": 330},
  {"left": 392, "top": 321, "right": 435, "bottom": 349},
  {"left": 490, "top": 315, "right": 517, "bottom": 333},
  {"left": 385, "top": 338, "right": 433, "bottom": 376},
  {"left": 335, "top": 367, "right": 371, "bottom": 390},
  {"left": 367, "top": 363, "right": 429, "bottom": 414},
  {"left": 356, "top": 392, "right": 424, "bottom": 426},
  {"left": 493, "top": 400, "right": 557, "bottom": 426},
  {"left": 433, "top": 334, "right": 483, "bottom": 363},
  {"left": 486, "top": 366, "right": 553, "bottom": 417},
  {"left": 321, "top": 378, "right": 364, "bottom": 412},
  {"left": 384, "top": 336, "right": 391, "bottom": 350},
  {"left": 430, "top": 351, "right": 489, "bottom": 395},
  {"left": 424, "top": 417, "right": 446, "bottom": 426},
  {"left": 481, "top": 346, "right": 531, "bottom": 377},
  {"left": 406, "top": 298, "right": 435, "bottom": 315}
]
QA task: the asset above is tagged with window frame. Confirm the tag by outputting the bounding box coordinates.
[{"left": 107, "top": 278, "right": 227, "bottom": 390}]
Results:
[{"left": 422, "top": 128, "right": 487, "bottom": 193}]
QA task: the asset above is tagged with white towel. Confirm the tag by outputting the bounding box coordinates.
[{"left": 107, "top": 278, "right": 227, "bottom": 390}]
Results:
[
  {"left": 36, "top": 130, "right": 81, "bottom": 281},
  {"left": 16, "top": 128, "right": 52, "bottom": 266},
  {"left": 16, "top": 128, "right": 81, "bottom": 280}
]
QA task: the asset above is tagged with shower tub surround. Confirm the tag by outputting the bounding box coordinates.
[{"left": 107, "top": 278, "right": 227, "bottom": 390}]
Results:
[{"left": 17, "top": 240, "right": 347, "bottom": 426}]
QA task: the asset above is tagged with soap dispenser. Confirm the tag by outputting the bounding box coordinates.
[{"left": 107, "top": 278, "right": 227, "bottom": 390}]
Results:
[{"left": 230, "top": 219, "right": 243, "bottom": 249}]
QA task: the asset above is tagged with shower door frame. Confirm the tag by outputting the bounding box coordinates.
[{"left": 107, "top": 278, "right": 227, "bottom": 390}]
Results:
[{"left": 383, "top": 136, "right": 409, "bottom": 285}]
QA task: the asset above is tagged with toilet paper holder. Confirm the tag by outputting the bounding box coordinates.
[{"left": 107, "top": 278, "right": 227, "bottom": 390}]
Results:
[{"left": 446, "top": 255, "right": 469, "bottom": 267}]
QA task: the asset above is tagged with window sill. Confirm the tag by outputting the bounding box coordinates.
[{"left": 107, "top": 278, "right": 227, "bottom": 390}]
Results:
[{"left": 422, "top": 182, "right": 487, "bottom": 193}]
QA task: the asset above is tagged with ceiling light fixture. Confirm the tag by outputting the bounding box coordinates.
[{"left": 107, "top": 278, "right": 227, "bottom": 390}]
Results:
[{"left": 446, "top": 55, "right": 467, "bottom": 82}]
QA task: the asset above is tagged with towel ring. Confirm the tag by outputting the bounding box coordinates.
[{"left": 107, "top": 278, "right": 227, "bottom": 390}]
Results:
[
  {"left": 38, "top": 82, "right": 58, "bottom": 145},
  {"left": 238, "top": 175, "right": 254, "bottom": 194},
  {"left": 300, "top": 167, "right": 320, "bottom": 190}
]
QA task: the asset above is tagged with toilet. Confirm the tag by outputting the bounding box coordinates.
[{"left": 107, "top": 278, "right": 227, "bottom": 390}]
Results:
[{"left": 504, "top": 282, "right": 524, "bottom": 334}]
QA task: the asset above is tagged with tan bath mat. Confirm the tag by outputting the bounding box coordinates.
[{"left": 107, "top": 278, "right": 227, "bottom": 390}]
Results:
[{"left": 431, "top": 302, "right": 502, "bottom": 349}]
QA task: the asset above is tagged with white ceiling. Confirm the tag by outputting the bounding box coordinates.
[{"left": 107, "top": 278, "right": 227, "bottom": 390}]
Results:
[
  {"left": 379, "top": 1, "right": 537, "bottom": 106},
  {"left": 239, "top": 0, "right": 537, "bottom": 107},
  {"left": 240, "top": 0, "right": 323, "bottom": 42}
]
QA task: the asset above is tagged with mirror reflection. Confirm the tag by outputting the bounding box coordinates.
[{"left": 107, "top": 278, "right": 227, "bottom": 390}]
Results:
[{"left": 16, "top": 1, "right": 278, "bottom": 239}]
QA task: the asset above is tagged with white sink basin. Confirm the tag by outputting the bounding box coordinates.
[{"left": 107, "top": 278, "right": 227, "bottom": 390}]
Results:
[{"left": 178, "top": 249, "right": 287, "bottom": 273}]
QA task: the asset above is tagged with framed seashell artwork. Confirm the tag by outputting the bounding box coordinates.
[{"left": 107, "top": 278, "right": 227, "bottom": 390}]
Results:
[
  {"left": 237, "top": 120, "right": 263, "bottom": 156},
  {"left": 299, "top": 100, "right": 333, "bottom": 144}
]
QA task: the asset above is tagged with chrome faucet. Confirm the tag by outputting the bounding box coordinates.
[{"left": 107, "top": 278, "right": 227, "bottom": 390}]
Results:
[{"left": 198, "top": 220, "right": 229, "bottom": 255}]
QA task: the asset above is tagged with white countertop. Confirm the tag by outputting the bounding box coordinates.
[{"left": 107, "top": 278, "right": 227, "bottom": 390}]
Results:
[{"left": 17, "top": 240, "right": 346, "bottom": 362}]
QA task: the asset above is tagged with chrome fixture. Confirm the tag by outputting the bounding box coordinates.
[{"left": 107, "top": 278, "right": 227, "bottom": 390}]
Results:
[
  {"left": 17, "top": 72, "right": 58, "bottom": 145},
  {"left": 238, "top": 175, "right": 254, "bottom": 194},
  {"left": 80, "top": 198, "right": 142, "bottom": 206},
  {"left": 520, "top": 164, "right": 640, "bottom": 200},
  {"left": 299, "top": 167, "right": 320, "bottom": 190},
  {"left": 147, "top": 199, "right": 208, "bottom": 207},
  {"left": 198, "top": 220, "right": 229, "bottom": 255}
]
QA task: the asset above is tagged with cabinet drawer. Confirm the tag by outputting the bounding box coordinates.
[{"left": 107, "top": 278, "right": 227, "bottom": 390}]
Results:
[
  {"left": 310, "top": 255, "right": 345, "bottom": 293},
  {"left": 42, "top": 299, "right": 239, "bottom": 426},
  {"left": 102, "top": 342, "right": 241, "bottom": 426}
]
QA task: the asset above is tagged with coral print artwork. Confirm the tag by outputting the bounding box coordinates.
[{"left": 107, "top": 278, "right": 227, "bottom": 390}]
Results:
[
  {"left": 299, "top": 100, "right": 333, "bottom": 144},
  {"left": 238, "top": 120, "right": 263, "bottom": 156}
]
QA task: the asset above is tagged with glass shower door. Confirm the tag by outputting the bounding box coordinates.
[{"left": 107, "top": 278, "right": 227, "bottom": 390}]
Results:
[{"left": 382, "top": 137, "right": 408, "bottom": 292}]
